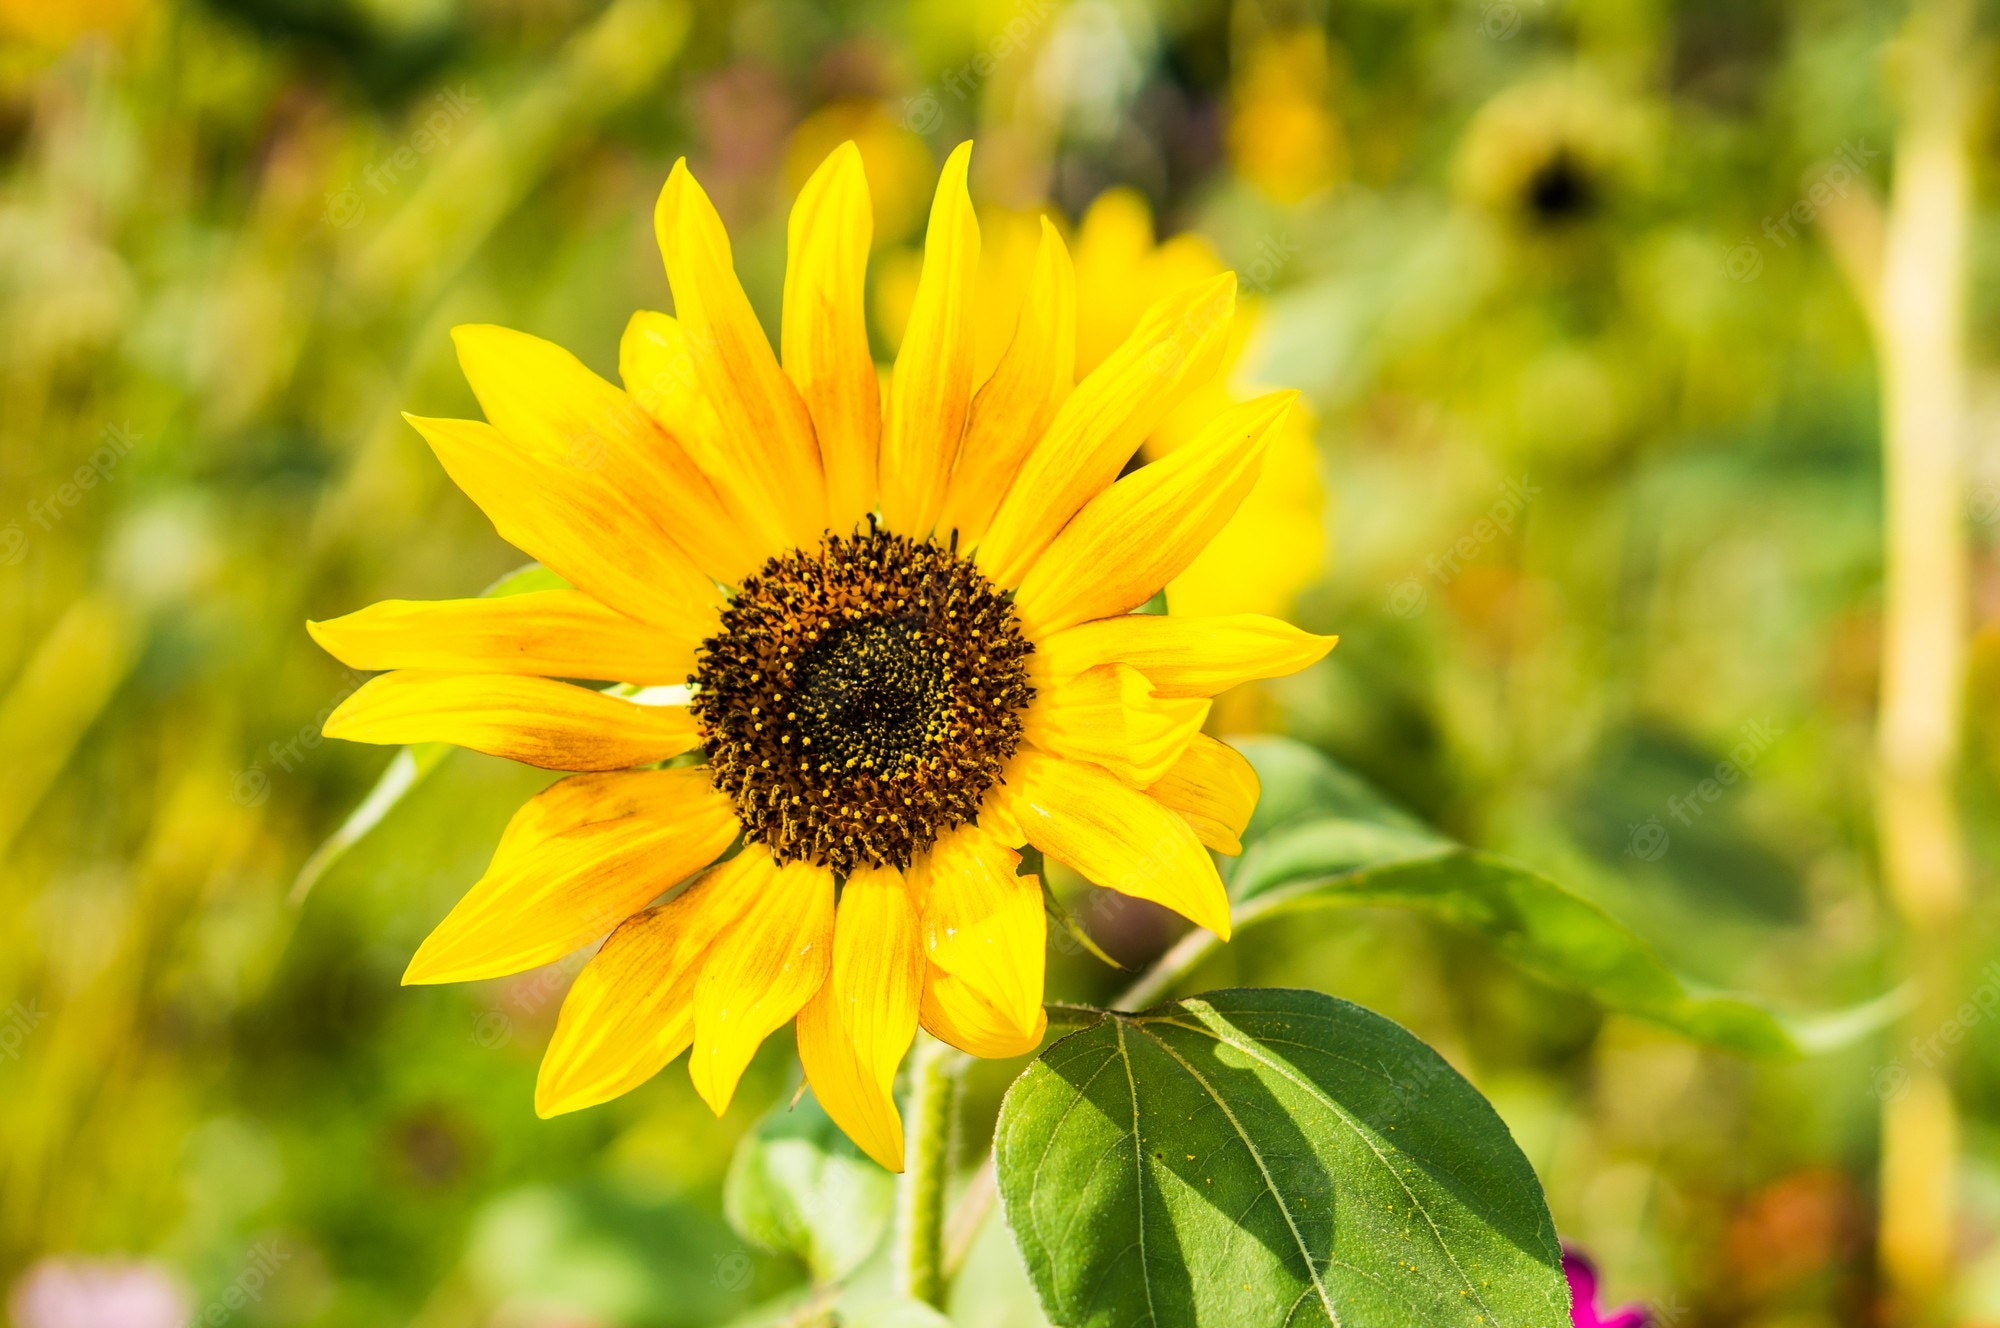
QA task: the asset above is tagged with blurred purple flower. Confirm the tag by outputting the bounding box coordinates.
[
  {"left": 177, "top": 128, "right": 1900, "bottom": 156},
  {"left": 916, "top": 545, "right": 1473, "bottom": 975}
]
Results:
[
  {"left": 8, "top": 1257, "right": 190, "bottom": 1328},
  {"left": 1566, "top": 1248, "right": 1648, "bottom": 1328}
]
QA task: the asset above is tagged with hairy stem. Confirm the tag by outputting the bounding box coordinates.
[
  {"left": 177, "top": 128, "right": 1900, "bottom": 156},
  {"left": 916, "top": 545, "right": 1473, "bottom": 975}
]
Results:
[{"left": 895, "top": 1032, "right": 958, "bottom": 1308}]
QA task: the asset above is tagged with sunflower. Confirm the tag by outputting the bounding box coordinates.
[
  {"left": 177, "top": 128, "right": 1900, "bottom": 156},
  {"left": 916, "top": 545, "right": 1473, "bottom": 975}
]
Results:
[{"left": 309, "top": 141, "right": 1336, "bottom": 1171}]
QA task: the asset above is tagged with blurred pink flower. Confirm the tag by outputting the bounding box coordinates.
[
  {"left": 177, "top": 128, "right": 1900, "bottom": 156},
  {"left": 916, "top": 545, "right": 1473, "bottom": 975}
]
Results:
[
  {"left": 8, "top": 1257, "right": 190, "bottom": 1328},
  {"left": 1566, "top": 1248, "right": 1648, "bottom": 1328}
]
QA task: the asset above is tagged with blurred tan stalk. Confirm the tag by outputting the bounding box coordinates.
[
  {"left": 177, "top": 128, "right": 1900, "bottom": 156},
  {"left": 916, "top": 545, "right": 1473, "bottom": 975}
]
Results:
[{"left": 1854, "top": 0, "right": 1979, "bottom": 1317}]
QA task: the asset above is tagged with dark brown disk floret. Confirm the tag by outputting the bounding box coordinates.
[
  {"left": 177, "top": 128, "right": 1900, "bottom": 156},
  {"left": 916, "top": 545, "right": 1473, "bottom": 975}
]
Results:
[{"left": 690, "top": 526, "right": 1035, "bottom": 874}]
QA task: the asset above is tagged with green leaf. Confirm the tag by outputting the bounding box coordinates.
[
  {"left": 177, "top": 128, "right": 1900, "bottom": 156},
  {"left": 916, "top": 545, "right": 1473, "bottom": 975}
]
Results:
[
  {"left": 724, "top": 1090, "right": 896, "bottom": 1285},
  {"left": 995, "top": 987, "right": 1567, "bottom": 1328},
  {"left": 1237, "top": 847, "right": 1800, "bottom": 1055},
  {"left": 1210, "top": 738, "right": 1900, "bottom": 1056},
  {"left": 289, "top": 561, "right": 569, "bottom": 904},
  {"left": 1231, "top": 734, "right": 1439, "bottom": 846},
  {"left": 288, "top": 742, "right": 453, "bottom": 905},
  {"left": 480, "top": 561, "right": 571, "bottom": 597},
  {"left": 1042, "top": 875, "right": 1127, "bottom": 971}
]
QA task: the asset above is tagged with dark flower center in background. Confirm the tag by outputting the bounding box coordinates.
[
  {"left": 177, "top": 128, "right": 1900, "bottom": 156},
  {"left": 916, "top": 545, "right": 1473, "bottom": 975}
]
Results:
[
  {"left": 1524, "top": 147, "right": 1597, "bottom": 224},
  {"left": 692, "top": 527, "right": 1035, "bottom": 873}
]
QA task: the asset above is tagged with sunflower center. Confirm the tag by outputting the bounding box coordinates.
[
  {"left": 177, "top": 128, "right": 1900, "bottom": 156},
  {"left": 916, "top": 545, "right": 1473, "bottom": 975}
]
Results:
[{"left": 690, "top": 527, "right": 1034, "bottom": 873}]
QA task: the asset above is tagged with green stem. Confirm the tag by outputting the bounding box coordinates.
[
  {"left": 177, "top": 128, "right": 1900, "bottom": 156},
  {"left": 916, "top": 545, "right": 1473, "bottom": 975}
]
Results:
[{"left": 895, "top": 1032, "right": 957, "bottom": 1308}]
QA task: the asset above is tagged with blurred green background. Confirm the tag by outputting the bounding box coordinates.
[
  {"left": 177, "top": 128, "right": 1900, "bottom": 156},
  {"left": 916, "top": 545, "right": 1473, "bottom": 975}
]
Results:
[{"left": 3, "top": 0, "right": 1999, "bottom": 1324}]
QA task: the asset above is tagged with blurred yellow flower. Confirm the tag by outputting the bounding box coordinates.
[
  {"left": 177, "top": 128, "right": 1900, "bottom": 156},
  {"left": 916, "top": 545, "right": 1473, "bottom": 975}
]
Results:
[
  {"left": 310, "top": 142, "right": 1333, "bottom": 1169},
  {"left": 0, "top": 0, "right": 143, "bottom": 46},
  {"left": 1455, "top": 74, "right": 1653, "bottom": 229},
  {"left": 1227, "top": 28, "right": 1346, "bottom": 205},
  {"left": 899, "top": 186, "right": 1327, "bottom": 652},
  {"left": 785, "top": 99, "right": 934, "bottom": 243},
  {"left": 1051, "top": 190, "right": 1326, "bottom": 629}
]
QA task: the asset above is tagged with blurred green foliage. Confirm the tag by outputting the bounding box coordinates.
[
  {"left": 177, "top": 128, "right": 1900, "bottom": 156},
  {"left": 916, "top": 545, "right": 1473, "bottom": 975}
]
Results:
[{"left": 4, "top": 0, "right": 2000, "bottom": 1324}]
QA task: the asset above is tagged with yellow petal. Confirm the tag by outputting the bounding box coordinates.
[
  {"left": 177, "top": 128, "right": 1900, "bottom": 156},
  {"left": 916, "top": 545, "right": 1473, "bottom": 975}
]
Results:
[
  {"left": 919, "top": 968, "right": 1048, "bottom": 1059},
  {"left": 654, "top": 160, "right": 828, "bottom": 547},
  {"left": 937, "top": 217, "right": 1076, "bottom": 546},
  {"left": 308, "top": 590, "right": 706, "bottom": 686},
  {"left": 451, "top": 324, "right": 765, "bottom": 583},
  {"left": 795, "top": 865, "right": 922, "bottom": 1171},
  {"left": 690, "top": 853, "right": 835, "bottom": 1115},
  {"left": 1163, "top": 402, "right": 1326, "bottom": 619},
  {"left": 878, "top": 141, "right": 979, "bottom": 537},
  {"left": 783, "top": 141, "right": 881, "bottom": 532},
  {"left": 1072, "top": 188, "right": 1226, "bottom": 377},
  {"left": 1145, "top": 733, "right": 1260, "bottom": 856},
  {"left": 323, "top": 670, "right": 699, "bottom": 771},
  {"left": 909, "top": 823, "right": 1044, "bottom": 1041},
  {"left": 1013, "top": 392, "right": 1296, "bottom": 636},
  {"left": 976, "top": 272, "right": 1238, "bottom": 586},
  {"left": 993, "top": 749, "right": 1231, "bottom": 939},
  {"left": 1024, "top": 662, "right": 1210, "bottom": 787},
  {"left": 405, "top": 768, "right": 739, "bottom": 985},
  {"left": 1033, "top": 613, "right": 1337, "bottom": 699},
  {"left": 619, "top": 310, "right": 737, "bottom": 498},
  {"left": 535, "top": 849, "right": 764, "bottom": 1117},
  {"left": 407, "top": 413, "right": 722, "bottom": 640}
]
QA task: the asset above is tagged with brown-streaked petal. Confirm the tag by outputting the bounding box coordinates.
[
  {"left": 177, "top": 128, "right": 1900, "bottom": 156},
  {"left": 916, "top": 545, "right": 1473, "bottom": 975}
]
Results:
[
  {"left": 535, "top": 848, "right": 765, "bottom": 1117},
  {"left": 689, "top": 854, "right": 835, "bottom": 1115},
  {"left": 322, "top": 670, "right": 699, "bottom": 771},
  {"left": 308, "top": 590, "right": 706, "bottom": 686},
  {"left": 407, "top": 413, "right": 722, "bottom": 640},
  {"left": 617, "top": 311, "right": 774, "bottom": 546},
  {"left": 405, "top": 768, "right": 739, "bottom": 984},
  {"left": 452, "top": 323, "right": 765, "bottom": 582}
]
